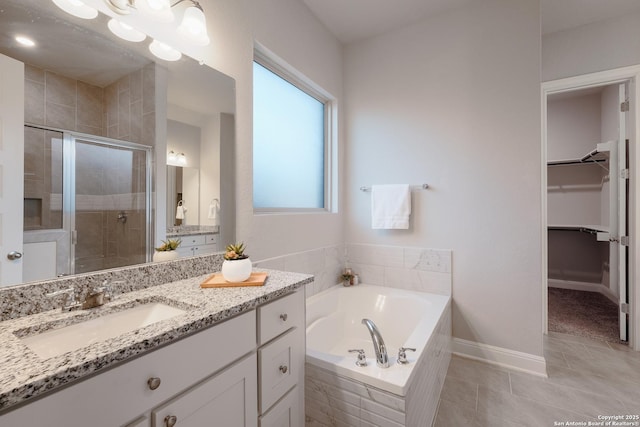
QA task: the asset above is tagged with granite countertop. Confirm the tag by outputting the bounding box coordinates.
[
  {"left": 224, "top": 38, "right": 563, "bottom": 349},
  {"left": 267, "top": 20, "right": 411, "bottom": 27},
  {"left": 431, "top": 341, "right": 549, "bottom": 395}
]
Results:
[
  {"left": 0, "top": 269, "right": 312, "bottom": 412},
  {"left": 166, "top": 226, "right": 219, "bottom": 238}
]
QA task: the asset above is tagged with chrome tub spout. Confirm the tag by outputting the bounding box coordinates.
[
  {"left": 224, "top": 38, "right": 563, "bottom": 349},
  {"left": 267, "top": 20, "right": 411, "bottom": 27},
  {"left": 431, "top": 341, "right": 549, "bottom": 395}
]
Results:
[{"left": 361, "top": 318, "right": 389, "bottom": 368}]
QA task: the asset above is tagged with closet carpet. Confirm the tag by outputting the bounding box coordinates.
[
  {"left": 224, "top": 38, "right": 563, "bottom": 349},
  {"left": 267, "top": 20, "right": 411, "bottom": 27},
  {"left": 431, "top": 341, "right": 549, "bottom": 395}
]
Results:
[{"left": 548, "top": 287, "right": 619, "bottom": 343}]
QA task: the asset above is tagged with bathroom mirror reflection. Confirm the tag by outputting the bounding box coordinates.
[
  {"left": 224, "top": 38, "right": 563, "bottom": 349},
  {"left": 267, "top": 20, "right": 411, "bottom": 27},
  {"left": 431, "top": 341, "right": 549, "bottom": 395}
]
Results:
[{"left": 0, "top": 0, "right": 236, "bottom": 287}]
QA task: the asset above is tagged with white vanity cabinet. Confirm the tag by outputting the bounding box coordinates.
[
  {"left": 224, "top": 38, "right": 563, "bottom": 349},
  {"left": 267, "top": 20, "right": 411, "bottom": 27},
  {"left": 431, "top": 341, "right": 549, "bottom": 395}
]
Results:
[
  {"left": 257, "top": 290, "right": 305, "bottom": 427},
  {"left": 176, "top": 234, "right": 218, "bottom": 257},
  {"left": 0, "top": 288, "right": 306, "bottom": 427}
]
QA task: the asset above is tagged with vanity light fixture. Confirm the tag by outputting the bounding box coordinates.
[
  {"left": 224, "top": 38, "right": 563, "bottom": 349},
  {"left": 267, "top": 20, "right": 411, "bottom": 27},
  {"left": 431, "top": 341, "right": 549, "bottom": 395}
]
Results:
[
  {"left": 167, "top": 150, "right": 178, "bottom": 164},
  {"left": 52, "top": 0, "right": 99, "bottom": 19},
  {"left": 107, "top": 18, "right": 147, "bottom": 42},
  {"left": 15, "top": 36, "right": 36, "bottom": 47},
  {"left": 149, "top": 39, "right": 182, "bottom": 61},
  {"left": 177, "top": 153, "right": 187, "bottom": 165},
  {"left": 51, "top": 0, "right": 210, "bottom": 60}
]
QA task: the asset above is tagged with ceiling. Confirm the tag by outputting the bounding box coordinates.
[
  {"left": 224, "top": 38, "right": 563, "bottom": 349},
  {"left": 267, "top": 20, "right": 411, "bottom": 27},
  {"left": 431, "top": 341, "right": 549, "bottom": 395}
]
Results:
[
  {"left": 301, "top": 0, "right": 640, "bottom": 44},
  {"left": 0, "top": 0, "right": 234, "bottom": 116}
]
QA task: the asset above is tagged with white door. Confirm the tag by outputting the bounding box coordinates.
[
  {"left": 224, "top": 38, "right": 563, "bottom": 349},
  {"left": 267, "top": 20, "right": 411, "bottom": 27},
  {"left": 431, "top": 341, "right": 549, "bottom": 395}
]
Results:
[
  {"left": 0, "top": 54, "right": 24, "bottom": 286},
  {"left": 617, "top": 82, "right": 629, "bottom": 342}
]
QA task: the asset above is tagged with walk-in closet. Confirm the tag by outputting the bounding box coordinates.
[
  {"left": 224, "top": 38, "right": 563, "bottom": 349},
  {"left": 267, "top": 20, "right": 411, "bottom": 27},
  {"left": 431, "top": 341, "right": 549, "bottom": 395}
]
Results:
[{"left": 547, "top": 82, "right": 629, "bottom": 344}]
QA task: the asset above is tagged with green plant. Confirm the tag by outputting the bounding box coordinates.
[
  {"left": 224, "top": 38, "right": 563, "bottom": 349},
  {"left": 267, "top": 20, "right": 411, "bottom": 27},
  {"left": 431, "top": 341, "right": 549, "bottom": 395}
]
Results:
[
  {"left": 155, "top": 239, "right": 181, "bottom": 251},
  {"left": 341, "top": 273, "right": 354, "bottom": 282},
  {"left": 224, "top": 242, "right": 248, "bottom": 260}
]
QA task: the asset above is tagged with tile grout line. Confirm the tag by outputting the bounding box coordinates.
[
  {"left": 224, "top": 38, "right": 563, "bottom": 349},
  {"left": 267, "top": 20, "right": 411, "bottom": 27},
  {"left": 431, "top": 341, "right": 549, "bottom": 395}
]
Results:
[{"left": 475, "top": 384, "right": 479, "bottom": 412}]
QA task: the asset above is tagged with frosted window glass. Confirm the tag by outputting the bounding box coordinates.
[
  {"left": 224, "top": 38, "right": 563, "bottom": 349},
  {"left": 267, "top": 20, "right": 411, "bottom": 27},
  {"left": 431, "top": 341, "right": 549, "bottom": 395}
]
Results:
[{"left": 253, "top": 62, "right": 325, "bottom": 209}]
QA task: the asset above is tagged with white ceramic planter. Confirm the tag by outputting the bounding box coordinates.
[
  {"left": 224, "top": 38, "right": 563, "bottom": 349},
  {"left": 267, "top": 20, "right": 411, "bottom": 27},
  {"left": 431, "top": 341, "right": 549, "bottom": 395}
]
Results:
[
  {"left": 221, "top": 257, "right": 252, "bottom": 282},
  {"left": 152, "top": 250, "right": 179, "bottom": 262}
]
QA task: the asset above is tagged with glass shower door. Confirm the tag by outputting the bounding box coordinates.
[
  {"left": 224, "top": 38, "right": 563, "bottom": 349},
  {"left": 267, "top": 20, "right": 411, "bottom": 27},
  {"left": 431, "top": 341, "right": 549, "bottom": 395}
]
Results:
[{"left": 71, "top": 136, "right": 151, "bottom": 274}]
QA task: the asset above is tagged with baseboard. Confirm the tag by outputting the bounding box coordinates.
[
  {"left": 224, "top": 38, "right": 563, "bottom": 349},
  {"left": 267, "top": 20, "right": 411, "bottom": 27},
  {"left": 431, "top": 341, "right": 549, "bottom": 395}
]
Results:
[
  {"left": 452, "top": 338, "right": 548, "bottom": 377},
  {"left": 548, "top": 279, "right": 618, "bottom": 304}
]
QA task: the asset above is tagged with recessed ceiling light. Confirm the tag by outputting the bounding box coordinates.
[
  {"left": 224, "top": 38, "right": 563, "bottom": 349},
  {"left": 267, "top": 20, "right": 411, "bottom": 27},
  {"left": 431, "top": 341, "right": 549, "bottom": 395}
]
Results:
[{"left": 15, "top": 36, "right": 35, "bottom": 47}]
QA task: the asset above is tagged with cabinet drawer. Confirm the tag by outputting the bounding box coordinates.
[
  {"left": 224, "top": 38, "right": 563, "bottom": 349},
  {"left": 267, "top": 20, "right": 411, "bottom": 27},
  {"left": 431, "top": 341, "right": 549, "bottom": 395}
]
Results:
[
  {"left": 205, "top": 234, "right": 218, "bottom": 244},
  {"left": 152, "top": 354, "right": 257, "bottom": 427},
  {"left": 181, "top": 235, "right": 206, "bottom": 246},
  {"left": 258, "top": 328, "right": 302, "bottom": 413},
  {"left": 257, "top": 290, "right": 304, "bottom": 345},
  {"left": 1, "top": 311, "right": 256, "bottom": 427},
  {"left": 259, "top": 386, "right": 301, "bottom": 427}
]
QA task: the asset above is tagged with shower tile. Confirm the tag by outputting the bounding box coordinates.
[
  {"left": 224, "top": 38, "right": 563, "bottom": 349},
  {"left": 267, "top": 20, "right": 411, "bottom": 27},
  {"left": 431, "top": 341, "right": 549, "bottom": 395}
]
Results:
[
  {"left": 142, "top": 64, "right": 156, "bottom": 115},
  {"left": 77, "top": 81, "right": 103, "bottom": 129},
  {"left": 130, "top": 100, "right": 143, "bottom": 144},
  {"left": 25, "top": 79, "right": 45, "bottom": 125},
  {"left": 105, "top": 82, "right": 118, "bottom": 128},
  {"left": 45, "top": 102, "right": 75, "bottom": 130},
  {"left": 45, "top": 71, "right": 76, "bottom": 107},
  {"left": 76, "top": 124, "right": 104, "bottom": 137},
  {"left": 383, "top": 267, "right": 451, "bottom": 295},
  {"left": 117, "top": 89, "right": 131, "bottom": 139},
  {"left": 130, "top": 68, "right": 143, "bottom": 103},
  {"left": 25, "top": 64, "right": 44, "bottom": 83},
  {"left": 142, "top": 112, "right": 156, "bottom": 147},
  {"left": 117, "top": 74, "right": 130, "bottom": 93},
  {"left": 347, "top": 244, "right": 403, "bottom": 268}
]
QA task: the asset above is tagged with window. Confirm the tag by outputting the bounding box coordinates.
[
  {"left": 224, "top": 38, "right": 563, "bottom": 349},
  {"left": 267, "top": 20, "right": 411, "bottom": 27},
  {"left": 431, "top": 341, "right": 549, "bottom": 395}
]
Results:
[{"left": 253, "top": 55, "right": 331, "bottom": 211}]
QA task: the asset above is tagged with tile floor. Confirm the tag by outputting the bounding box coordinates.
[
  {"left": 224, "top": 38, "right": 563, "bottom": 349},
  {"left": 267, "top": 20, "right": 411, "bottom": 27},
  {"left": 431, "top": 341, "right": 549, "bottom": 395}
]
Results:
[{"left": 434, "top": 332, "right": 640, "bottom": 426}]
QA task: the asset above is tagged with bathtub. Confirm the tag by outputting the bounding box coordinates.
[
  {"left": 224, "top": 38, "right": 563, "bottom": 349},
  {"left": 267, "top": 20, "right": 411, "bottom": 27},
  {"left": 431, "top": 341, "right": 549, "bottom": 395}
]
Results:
[{"left": 306, "top": 284, "right": 451, "bottom": 427}]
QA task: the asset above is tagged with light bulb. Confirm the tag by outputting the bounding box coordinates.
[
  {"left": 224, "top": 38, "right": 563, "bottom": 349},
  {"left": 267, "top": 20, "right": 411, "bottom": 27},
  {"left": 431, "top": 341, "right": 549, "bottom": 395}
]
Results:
[
  {"left": 177, "top": 5, "right": 210, "bottom": 46},
  {"left": 15, "top": 36, "right": 36, "bottom": 47},
  {"left": 51, "top": 0, "right": 98, "bottom": 19},
  {"left": 177, "top": 153, "right": 187, "bottom": 166},
  {"left": 139, "top": 0, "right": 174, "bottom": 23},
  {"left": 107, "top": 19, "right": 146, "bottom": 42},
  {"left": 149, "top": 39, "right": 181, "bottom": 61}
]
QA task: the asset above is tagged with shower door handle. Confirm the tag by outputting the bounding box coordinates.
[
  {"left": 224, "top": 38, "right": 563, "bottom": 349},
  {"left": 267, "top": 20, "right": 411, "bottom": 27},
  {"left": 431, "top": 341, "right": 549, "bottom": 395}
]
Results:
[
  {"left": 6, "top": 251, "right": 22, "bottom": 260},
  {"left": 71, "top": 230, "right": 78, "bottom": 245}
]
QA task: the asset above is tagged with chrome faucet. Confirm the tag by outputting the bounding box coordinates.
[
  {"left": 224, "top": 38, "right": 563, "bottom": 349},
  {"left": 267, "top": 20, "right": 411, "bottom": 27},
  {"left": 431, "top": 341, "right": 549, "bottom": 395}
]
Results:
[
  {"left": 361, "top": 318, "right": 389, "bottom": 368},
  {"left": 81, "top": 280, "right": 120, "bottom": 309},
  {"left": 46, "top": 288, "right": 82, "bottom": 312}
]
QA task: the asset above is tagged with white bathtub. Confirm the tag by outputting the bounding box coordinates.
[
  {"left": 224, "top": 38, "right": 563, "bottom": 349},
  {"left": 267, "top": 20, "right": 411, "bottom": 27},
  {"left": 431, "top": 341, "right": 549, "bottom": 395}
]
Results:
[{"left": 306, "top": 284, "right": 450, "bottom": 397}]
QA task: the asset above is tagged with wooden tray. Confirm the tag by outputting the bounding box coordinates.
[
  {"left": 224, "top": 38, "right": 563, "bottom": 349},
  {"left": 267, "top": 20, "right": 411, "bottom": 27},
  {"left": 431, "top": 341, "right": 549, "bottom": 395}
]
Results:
[{"left": 200, "top": 272, "right": 268, "bottom": 288}]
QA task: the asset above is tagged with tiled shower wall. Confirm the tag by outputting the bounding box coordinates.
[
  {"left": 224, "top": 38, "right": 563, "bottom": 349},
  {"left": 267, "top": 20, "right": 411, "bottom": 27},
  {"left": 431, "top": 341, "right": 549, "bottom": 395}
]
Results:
[{"left": 23, "top": 63, "right": 157, "bottom": 274}]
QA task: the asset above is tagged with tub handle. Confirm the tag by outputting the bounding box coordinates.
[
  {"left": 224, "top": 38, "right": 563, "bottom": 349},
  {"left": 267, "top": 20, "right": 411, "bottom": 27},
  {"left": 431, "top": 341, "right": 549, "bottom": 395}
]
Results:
[
  {"left": 397, "top": 347, "right": 416, "bottom": 365},
  {"left": 348, "top": 349, "right": 368, "bottom": 367}
]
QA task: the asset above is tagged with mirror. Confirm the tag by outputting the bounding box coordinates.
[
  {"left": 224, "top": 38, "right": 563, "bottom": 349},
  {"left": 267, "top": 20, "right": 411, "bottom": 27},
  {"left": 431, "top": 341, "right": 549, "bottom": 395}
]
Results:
[{"left": 0, "top": 0, "right": 235, "bottom": 287}]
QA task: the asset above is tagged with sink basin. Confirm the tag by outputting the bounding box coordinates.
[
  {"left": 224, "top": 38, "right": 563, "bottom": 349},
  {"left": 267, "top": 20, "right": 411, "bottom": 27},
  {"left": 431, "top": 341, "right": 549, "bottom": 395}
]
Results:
[{"left": 20, "top": 303, "right": 186, "bottom": 359}]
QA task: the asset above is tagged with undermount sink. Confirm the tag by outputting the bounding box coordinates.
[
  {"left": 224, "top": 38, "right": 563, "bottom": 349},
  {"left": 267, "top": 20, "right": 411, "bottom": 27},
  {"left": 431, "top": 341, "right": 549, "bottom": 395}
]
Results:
[{"left": 19, "top": 303, "right": 186, "bottom": 359}]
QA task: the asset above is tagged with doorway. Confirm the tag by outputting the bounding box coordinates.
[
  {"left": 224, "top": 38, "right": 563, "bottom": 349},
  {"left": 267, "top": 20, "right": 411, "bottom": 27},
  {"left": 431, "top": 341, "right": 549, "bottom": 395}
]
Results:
[
  {"left": 542, "top": 66, "right": 640, "bottom": 350},
  {"left": 22, "top": 125, "right": 152, "bottom": 281}
]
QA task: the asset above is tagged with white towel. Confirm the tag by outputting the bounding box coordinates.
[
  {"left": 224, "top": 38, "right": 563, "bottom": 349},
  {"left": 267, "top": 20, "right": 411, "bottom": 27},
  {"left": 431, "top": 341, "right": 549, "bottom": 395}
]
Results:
[
  {"left": 176, "top": 204, "right": 185, "bottom": 220},
  {"left": 371, "top": 184, "right": 411, "bottom": 229},
  {"left": 207, "top": 200, "right": 220, "bottom": 226}
]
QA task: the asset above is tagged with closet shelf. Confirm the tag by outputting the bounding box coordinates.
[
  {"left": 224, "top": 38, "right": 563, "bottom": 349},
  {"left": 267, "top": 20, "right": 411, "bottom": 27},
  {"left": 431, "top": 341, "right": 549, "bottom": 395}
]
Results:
[
  {"left": 547, "top": 141, "right": 613, "bottom": 166},
  {"left": 548, "top": 224, "right": 609, "bottom": 238}
]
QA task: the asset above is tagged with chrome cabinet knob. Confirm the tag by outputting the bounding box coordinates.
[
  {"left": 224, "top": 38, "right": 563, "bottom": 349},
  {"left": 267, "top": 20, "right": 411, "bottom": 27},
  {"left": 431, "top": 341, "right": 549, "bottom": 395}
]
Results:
[
  {"left": 279, "top": 365, "right": 288, "bottom": 374},
  {"left": 164, "top": 415, "right": 177, "bottom": 427},
  {"left": 7, "top": 251, "right": 22, "bottom": 260},
  {"left": 279, "top": 313, "right": 288, "bottom": 321},
  {"left": 147, "top": 377, "right": 161, "bottom": 390}
]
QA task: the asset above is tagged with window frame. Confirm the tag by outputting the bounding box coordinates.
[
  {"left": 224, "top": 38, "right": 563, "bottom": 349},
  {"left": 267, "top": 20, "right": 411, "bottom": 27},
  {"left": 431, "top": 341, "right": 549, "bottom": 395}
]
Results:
[{"left": 252, "top": 45, "right": 336, "bottom": 214}]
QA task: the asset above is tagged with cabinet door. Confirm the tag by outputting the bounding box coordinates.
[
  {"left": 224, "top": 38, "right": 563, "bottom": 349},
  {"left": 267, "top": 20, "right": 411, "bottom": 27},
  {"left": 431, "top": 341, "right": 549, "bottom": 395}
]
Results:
[
  {"left": 151, "top": 354, "right": 258, "bottom": 427},
  {"left": 123, "top": 415, "right": 149, "bottom": 427},
  {"left": 259, "top": 387, "right": 301, "bottom": 427}
]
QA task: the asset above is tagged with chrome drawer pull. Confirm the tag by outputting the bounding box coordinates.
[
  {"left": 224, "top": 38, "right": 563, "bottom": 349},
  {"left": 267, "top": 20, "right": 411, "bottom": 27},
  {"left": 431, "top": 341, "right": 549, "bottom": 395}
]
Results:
[
  {"left": 279, "top": 313, "right": 288, "bottom": 321},
  {"left": 164, "top": 415, "right": 177, "bottom": 427},
  {"left": 147, "top": 377, "right": 161, "bottom": 390},
  {"left": 279, "top": 365, "right": 288, "bottom": 374}
]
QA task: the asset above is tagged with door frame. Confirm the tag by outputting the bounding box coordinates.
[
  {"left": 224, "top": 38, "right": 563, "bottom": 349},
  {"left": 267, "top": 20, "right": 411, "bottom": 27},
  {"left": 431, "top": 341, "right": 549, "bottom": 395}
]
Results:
[{"left": 541, "top": 65, "right": 640, "bottom": 350}]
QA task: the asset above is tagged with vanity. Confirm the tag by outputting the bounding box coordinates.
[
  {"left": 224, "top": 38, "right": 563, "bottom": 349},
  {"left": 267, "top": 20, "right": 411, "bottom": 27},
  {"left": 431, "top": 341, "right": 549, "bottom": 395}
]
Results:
[{"left": 0, "top": 267, "right": 310, "bottom": 427}]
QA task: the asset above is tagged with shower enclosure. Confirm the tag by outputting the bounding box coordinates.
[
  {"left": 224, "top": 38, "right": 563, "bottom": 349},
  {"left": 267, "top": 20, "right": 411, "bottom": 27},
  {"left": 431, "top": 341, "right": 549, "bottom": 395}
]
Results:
[{"left": 23, "top": 125, "right": 152, "bottom": 279}]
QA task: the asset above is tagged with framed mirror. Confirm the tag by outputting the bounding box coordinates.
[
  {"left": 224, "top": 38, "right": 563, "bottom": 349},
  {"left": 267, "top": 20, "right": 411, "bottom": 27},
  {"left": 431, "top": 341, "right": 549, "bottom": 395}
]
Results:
[{"left": 0, "top": 0, "right": 236, "bottom": 287}]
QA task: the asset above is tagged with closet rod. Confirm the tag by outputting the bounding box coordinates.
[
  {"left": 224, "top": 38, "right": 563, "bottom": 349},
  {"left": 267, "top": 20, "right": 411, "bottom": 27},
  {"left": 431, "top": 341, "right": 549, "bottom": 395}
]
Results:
[{"left": 360, "top": 184, "right": 429, "bottom": 192}]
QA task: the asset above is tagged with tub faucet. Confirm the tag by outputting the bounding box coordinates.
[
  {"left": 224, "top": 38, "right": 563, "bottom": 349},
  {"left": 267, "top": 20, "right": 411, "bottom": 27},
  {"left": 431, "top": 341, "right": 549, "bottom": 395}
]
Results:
[{"left": 361, "top": 318, "right": 389, "bottom": 368}]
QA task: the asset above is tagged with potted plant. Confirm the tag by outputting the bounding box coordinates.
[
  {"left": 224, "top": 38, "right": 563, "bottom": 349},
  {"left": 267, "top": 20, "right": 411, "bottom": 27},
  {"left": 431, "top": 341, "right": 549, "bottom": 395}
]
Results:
[
  {"left": 152, "top": 239, "right": 181, "bottom": 262},
  {"left": 221, "top": 242, "right": 252, "bottom": 282}
]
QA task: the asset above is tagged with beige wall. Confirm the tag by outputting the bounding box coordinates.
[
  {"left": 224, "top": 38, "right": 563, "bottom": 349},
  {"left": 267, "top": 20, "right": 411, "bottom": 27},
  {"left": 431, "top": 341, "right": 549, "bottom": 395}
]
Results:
[{"left": 343, "top": 0, "right": 543, "bottom": 356}]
